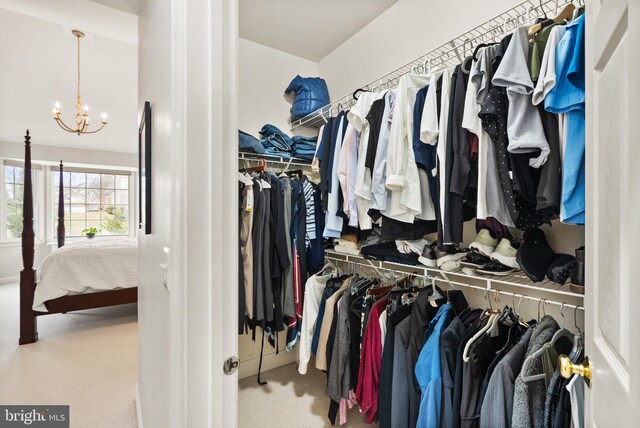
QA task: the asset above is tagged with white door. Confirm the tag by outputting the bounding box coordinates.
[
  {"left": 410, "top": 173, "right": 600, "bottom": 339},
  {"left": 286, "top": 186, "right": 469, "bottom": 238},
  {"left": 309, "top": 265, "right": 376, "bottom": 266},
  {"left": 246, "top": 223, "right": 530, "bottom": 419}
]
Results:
[{"left": 585, "top": 0, "right": 640, "bottom": 425}]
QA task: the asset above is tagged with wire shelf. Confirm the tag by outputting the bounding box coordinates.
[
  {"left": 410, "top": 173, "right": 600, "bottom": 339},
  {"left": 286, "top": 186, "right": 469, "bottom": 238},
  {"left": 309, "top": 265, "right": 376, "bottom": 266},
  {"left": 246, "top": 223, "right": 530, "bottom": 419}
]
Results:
[
  {"left": 238, "top": 152, "right": 314, "bottom": 168},
  {"left": 324, "top": 250, "right": 584, "bottom": 307},
  {"left": 290, "top": 0, "right": 576, "bottom": 130}
]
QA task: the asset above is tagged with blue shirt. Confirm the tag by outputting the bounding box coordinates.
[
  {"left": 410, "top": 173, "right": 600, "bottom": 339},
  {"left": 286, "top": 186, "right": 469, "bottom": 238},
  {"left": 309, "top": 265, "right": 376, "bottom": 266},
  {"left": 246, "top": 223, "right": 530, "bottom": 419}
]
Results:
[
  {"left": 545, "top": 14, "right": 586, "bottom": 224},
  {"left": 415, "top": 303, "right": 454, "bottom": 428}
]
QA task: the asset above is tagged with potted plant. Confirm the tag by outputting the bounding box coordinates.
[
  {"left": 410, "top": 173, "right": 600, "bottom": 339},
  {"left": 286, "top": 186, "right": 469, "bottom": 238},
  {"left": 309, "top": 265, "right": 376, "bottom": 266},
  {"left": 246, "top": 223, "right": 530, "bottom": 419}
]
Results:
[{"left": 82, "top": 227, "right": 100, "bottom": 239}]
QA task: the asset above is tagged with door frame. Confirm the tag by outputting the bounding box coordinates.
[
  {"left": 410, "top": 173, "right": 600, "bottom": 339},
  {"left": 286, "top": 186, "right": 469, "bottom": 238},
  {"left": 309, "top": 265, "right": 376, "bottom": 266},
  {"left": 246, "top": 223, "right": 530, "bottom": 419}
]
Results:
[{"left": 168, "top": 0, "right": 239, "bottom": 426}]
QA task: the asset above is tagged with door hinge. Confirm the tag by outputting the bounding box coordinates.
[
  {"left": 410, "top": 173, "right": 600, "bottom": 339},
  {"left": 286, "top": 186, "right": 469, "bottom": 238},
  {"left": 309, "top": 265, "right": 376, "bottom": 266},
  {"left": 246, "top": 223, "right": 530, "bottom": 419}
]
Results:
[{"left": 223, "top": 356, "right": 240, "bottom": 375}]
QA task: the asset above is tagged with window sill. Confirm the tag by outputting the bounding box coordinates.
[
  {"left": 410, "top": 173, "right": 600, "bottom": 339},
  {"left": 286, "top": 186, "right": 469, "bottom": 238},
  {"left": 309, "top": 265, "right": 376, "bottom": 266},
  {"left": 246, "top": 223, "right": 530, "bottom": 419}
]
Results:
[{"left": 0, "top": 239, "right": 47, "bottom": 248}]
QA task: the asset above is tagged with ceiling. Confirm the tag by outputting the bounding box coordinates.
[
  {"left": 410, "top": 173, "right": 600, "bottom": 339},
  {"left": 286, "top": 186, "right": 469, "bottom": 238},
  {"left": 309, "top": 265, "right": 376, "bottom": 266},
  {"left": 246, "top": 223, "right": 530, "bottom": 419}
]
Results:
[
  {"left": 0, "top": 1, "right": 138, "bottom": 153},
  {"left": 89, "top": 0, "right": 140, "bottom": 15},
  {"left": 239, "top": 0, "right": 399, "bottom": 62}
]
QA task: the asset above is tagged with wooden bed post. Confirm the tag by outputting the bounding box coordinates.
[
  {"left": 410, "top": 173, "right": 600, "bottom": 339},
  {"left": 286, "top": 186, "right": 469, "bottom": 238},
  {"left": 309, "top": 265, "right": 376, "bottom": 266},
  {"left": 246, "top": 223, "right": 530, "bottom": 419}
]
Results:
[
  {"left": 57, "top": 160, "right": 65, "bottom": 248},
  {"left": 19, "top": 130, "right": 38, "bottom": 344}
]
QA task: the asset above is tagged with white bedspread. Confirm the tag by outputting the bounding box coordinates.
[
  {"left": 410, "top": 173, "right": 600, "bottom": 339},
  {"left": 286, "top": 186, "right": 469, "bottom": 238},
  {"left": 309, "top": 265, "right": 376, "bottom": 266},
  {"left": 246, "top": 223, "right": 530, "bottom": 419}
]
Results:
[{"left": 33, "top": 237, "right": 138, "bottom": 312}]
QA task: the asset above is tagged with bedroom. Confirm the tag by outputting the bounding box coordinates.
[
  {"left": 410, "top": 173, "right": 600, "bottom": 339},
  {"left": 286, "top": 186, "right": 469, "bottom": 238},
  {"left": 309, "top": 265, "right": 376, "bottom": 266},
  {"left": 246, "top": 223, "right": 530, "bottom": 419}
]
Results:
[{"left": 0, "top": 0, "right": 139, "bottom": 426}]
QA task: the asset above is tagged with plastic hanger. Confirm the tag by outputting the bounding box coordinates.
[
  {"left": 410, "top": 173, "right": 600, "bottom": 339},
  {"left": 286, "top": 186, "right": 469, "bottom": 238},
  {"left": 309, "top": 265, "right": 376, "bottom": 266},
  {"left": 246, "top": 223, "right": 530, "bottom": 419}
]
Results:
[
  {"left": 528, "top": 2, "right": 576, "bottom": 35},
  {"left": 463, "top": 290, "right": 498, "bottom": 362},
  {"left": 521, "top": 301, "right": 573, "bottom": 383},
  {"left": 568, "top": 305, "right": 584, "bottom": 362}
]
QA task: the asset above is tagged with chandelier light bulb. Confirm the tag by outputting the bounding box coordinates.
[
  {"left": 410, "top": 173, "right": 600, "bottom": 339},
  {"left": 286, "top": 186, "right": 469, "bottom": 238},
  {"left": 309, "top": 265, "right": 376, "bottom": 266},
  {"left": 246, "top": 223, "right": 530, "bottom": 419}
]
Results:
[
  {"left": 101, "top": 113, "right": 108, "bottom": 122},
  {"left": 54, "top": 102, "right": 60, "bottom": 109},
  {"left": 83, "top": 104, "right": 89, "bottom": 112}
]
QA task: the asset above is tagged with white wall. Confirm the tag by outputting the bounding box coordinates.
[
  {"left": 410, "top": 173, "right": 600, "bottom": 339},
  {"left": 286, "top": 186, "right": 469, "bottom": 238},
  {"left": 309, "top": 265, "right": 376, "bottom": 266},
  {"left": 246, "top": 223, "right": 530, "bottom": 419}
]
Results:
[
  {"left": 238, "top": 38, "right": 319, "bottom": 139},
  {"left": 237, "top": 38, "right": 320, "bottom": 378},
  {"left": 319, "top": 0, "right": 523, "bottom": 100}
]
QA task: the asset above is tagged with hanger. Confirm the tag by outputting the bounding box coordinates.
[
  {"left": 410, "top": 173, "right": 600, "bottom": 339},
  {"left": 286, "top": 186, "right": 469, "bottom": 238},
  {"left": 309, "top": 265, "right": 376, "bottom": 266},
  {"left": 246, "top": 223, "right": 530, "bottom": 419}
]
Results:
[
  {"left": 521, "top": 303, "right": 573, "bottom": 383},
  {"left": 568, "top": 305, "right": 585, "bottom": 362},
  {"left": 242, "top": 158, "right": 267, "bottom": 173},
  {"left": 528, "top": 2, "right": 575, "bottom": 35},
  {"left": 463, "top": 290, "right": 500, "bottom": 362},
  {"left": 472, "top": 42, "right": 498, "bottom": 61},
  {"left": 353, "top": 88, "right": 368, "bottom": 100}
]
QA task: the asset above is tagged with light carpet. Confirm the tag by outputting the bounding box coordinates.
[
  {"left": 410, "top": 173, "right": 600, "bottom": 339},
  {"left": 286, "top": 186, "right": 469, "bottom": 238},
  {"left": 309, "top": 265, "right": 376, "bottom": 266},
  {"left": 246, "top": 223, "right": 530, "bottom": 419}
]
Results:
[
  {"left": 239, "top": 362, "right": 371, "bottom": 427},
  {"left": 0, "top": 283, "right": 138, "bottom": 428}
]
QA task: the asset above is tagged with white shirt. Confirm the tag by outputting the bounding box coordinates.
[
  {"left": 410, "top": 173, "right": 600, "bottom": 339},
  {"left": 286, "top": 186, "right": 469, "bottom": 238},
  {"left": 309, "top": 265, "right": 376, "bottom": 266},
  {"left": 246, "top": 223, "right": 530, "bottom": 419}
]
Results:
[
  {"left": 386, "top": 74, "right": 432, "bottom": 223},
  {"left": 349, "top": 91, "right": 386, "bottom": 230},
  {"left": 298, "top": 272, "right": 333, "bottom": 374},
  {"left": 337, "top": 123, "right": 359, "bottom": 227},
  {"left": 370, "top": 90, "right": 397, "bottom": 212}
]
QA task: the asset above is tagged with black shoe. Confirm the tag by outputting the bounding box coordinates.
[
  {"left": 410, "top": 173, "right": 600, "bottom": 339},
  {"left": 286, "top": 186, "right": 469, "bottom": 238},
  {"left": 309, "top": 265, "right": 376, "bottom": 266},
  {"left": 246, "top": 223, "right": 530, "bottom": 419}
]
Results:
[
  {"left": 546, "top": 253, "right": 577, "bottom": 284},
  {"left": 571, "top": 246, "right": 585, "bottom": 294},
  {"left": 465, "top": 250, "right": 492, "bottom": 267},
  {"left": 418, "top": 242, "right": 437, "bottom": 268},
  {"left": 516, "top": 228, "right": 556, "bottom": 282},
  {"left": 477, "top": 261, "right": 516, "bottom": 276},
  {"left": 435, "top": 244, "right": 468, "bottom": 268}
]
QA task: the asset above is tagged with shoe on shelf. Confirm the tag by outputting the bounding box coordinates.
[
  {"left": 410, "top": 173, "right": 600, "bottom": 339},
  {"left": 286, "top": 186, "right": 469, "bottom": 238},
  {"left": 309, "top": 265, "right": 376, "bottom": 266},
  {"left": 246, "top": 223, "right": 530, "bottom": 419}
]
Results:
[
  {"left": 469, "top": 229, "right": 499, "bottom": 257},
  {"left": 418, "top": 242, "right": 438, "bottom": 268},
  {"left": 570, "top": 246, "right": 585, "bottom": 294},
  {"left": 440, "top": 260, "right": 463, "bottom": 273},
  {"left": 465, "top": 250, "right": 491, "bottom": 267},
  {"left": 477, "top": 261, "right": 516, "bottom": 276},
  {"left": 435, "top": 244, "right": 468, "bottom": 268},
  {"left": 516, "top": 228, "right": 556, "bottom": 282},
  {"left": 489, "top": 239, "right": 521, "bottom": 270},
  {"left": 462, "top": 266, "right": 479, "bottom": 276},
  {"left": 546, "top": 253, "right": 577, "bottom": 284}
]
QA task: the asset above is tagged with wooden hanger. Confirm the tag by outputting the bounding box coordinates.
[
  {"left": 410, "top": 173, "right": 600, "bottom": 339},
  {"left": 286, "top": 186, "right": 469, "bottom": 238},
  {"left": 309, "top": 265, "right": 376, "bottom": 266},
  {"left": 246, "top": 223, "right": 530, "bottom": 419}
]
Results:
[
  {"left": 242, "top": 158, "right": 267, "bottom": 173},
  {"left": 528, "top": 3, "right": 576, "bottom": 35}
]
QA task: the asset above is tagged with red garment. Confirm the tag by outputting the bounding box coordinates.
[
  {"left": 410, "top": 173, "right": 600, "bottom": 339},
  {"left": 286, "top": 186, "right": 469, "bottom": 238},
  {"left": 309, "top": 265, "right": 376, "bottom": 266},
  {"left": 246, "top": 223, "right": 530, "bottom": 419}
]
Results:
[
  {"left": 355, "top": 296, "right": 388, "bottom": 423},
  {"left": 469, "top": 132, "right": 479, "bottom": 161}
]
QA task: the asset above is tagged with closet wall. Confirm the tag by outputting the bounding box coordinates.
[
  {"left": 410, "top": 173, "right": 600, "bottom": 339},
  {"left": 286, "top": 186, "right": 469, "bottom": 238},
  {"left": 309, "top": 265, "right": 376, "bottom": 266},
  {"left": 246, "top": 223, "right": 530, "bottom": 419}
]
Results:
[
  {"left": 238, "top": 38, "right": 319, "bottom": 378},
  {"left": 317, "top": 0, "right": 584, "bottom": 255}
]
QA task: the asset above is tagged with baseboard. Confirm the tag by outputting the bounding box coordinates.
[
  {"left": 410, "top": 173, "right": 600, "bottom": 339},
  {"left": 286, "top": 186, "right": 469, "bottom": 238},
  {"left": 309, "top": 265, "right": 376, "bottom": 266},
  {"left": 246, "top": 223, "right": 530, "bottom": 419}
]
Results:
[
  {"left": 0, "top": 275, "right": 18, "bottom": 285},
  {"left": 135, "top": 383, "right": 143, "bottom": 428},
  {"left": 238, "top": 349, "right": 298, "bottom": 380}
]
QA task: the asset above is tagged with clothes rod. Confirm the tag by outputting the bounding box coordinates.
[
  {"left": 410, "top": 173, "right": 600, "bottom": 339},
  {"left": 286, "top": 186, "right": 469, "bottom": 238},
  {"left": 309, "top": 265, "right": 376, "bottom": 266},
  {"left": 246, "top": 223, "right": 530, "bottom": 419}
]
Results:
[
  {"left": 324, "top": 255, "right": 584, "bottom": 311},
  {"left": 293, "top": 0, "right": 585, "bottom": 126}
]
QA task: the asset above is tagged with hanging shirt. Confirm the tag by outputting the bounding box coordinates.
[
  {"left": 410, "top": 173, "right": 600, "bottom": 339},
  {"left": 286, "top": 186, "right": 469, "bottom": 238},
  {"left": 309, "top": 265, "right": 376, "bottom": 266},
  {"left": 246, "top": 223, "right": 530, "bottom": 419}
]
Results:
[
  {"left": 532, "top": 25, "right": 568, "bottom": 106},
  {"left": 370, "top": 90, "right": 397, "bottom": 212},
  {"left": 356, "top": 296, "right": 390, "bottom": 424},
  {"left": 544, "top": 14, "right": 586, "bottom": 225},
  {"left": 350, "top": 91, "right": 386, "bottom": 230},
  {"left": 493, "top": 26, "right": 550, "bottom": 168},
  {"left": 435, "top": 67, "right": 455, "bottom": 236},
  {"left": 386, "top": 74, "right": 432, "bottom": 223},
  {"left": 337, "top": 123, "right": 360, "bottom": 227},
  {"left": 323, "top": 114, "right": 346, "bottom": 238},
  {"left": 463, "top": 45, "right": 515, "bottom": 226},
  {"left": 412, "top": 84, "right": 437, "bottom": 221},
  {"left": 415, "top": 303, "right": 454, "bottom": 428},
  {"left": 298, "top": 271, "right": 333, "bottom": 374}
]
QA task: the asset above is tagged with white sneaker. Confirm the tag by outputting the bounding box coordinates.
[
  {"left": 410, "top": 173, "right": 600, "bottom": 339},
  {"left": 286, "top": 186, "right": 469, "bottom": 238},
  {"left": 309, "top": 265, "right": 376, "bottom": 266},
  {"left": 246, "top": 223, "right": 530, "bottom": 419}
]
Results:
[
  {"left": 489, "top": 239, "right": 520, "bottom": 269},
  {"left": 469, "top": 229, "right": 499, "bottom": 257}
]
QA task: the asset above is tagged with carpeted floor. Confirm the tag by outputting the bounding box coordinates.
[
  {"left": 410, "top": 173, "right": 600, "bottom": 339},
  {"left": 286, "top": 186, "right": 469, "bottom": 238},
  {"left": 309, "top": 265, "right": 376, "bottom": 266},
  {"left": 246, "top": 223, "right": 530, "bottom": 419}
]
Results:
[
  {"left": 0, "top": 283, "right": 138, "bottom": 428},
  {"left": 239, "top": 362, "right": 372, "bottom": 427}
]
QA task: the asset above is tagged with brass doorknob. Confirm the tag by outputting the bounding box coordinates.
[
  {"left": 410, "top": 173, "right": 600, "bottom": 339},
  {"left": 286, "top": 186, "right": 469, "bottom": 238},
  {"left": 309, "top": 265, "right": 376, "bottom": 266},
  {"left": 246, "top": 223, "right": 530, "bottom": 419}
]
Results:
[{"left": 558, "top": 354, "right": 591, "bottom": 387}]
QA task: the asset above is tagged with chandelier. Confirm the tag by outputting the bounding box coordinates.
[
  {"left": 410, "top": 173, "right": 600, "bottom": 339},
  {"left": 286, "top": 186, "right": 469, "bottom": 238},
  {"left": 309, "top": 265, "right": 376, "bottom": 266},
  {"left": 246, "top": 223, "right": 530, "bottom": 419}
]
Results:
[{"left": 52, "top": 30, "right": 108, "bottom": 135}]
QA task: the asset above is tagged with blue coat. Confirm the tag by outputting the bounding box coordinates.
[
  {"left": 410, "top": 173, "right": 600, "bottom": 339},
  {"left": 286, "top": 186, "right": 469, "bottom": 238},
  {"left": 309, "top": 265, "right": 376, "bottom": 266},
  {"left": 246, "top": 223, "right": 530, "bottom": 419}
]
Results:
[{"left": 285, "top": 75, "right": 330, "bottom": 121}]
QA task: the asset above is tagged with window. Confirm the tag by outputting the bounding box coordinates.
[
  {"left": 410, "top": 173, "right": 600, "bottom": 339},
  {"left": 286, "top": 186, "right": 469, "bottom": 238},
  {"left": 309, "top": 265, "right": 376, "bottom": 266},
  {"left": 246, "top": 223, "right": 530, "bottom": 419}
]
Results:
[
  {"left": 4, "top": 164, "right": 26, "bottom": 240},
  {"left": 53, "top": 169, "right": 130, "bottom": 237},
  {"left": 3, "top": 162, "right": 40, "bottom": 241}
]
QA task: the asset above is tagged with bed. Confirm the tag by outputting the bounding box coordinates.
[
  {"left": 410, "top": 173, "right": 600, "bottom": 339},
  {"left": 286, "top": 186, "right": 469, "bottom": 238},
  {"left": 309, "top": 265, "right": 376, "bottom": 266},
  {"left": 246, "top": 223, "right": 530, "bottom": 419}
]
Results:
[{"left": 19, "top": 131, "right": 138, "bottom": 345}]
